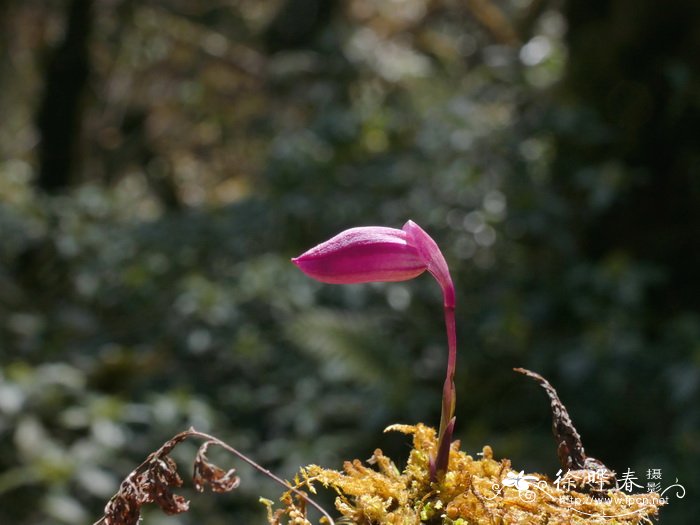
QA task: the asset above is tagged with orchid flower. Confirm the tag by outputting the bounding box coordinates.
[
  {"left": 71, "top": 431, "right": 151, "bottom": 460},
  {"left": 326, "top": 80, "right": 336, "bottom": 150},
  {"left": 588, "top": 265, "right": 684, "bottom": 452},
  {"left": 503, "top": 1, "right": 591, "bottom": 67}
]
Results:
[{"left": 292, "top": 220, "right": 457, "bottom": 480}]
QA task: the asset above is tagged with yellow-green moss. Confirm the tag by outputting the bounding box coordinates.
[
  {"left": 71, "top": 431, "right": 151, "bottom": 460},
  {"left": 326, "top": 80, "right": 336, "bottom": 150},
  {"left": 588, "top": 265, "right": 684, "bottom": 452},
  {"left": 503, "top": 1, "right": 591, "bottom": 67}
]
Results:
[{"left": 271, "top": 424, "right": 662, "bottom": 525}]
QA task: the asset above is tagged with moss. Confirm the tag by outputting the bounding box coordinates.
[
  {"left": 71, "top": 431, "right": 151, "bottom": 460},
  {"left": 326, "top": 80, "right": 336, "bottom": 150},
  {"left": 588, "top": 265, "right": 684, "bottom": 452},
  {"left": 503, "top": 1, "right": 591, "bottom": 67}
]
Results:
[{"left": 273, "top": 424, "right": 662, "bottom": 525}]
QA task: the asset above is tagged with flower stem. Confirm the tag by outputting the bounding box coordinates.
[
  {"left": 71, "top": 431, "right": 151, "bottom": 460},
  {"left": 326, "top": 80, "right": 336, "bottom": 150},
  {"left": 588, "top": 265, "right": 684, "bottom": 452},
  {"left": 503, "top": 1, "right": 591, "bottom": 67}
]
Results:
[{"left": 434, "top": 305, "right": 457, "bottom": 479}]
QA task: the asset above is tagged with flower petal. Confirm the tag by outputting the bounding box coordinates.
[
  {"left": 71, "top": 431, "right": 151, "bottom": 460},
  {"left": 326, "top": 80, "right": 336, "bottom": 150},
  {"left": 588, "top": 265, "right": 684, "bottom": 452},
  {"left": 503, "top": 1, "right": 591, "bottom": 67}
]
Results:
[
  {"left": 402, "top": 220, "right": 455, "bottom": 308},
  {"left": 292, "top": 226, "right": 426, "bottom": 284}
]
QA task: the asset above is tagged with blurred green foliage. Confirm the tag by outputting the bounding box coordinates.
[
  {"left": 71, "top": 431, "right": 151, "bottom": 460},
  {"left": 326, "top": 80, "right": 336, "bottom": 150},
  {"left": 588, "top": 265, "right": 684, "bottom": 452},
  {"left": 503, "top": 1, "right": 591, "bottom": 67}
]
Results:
[{"left": 0, "top": 0, "right": 698, "bottom": 524}]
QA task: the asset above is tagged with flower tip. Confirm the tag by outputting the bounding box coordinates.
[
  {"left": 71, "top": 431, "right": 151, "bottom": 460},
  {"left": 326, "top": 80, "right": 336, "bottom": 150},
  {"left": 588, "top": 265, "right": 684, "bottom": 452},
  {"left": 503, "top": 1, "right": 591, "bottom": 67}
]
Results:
[{"left": 290, "top": 256, "right": 304, "bottom": 273}]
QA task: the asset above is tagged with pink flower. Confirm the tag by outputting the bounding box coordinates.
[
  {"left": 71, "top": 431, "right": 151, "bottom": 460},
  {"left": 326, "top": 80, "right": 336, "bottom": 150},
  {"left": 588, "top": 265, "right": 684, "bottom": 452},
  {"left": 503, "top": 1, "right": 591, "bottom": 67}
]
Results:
[
  {"left": 293, "top": 220, "right": 459, "bottom": 480},
  {"left": 292, "top": 220, "right": 454, "bottom": 308}
]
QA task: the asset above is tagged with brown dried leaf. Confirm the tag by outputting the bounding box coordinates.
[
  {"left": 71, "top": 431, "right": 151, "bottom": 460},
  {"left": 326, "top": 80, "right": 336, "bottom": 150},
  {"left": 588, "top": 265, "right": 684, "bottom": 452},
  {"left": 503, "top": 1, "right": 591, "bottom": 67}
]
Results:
[
  {"left": 99, "top": 477, "right": 143, "bottom": 525},
  {"left": 96, "top": 433, "right": 191, "bottom": 525},
  {"left": 514, "top": 367, "right": 588, "bottom": 470},
  {"left": 193, "top": 440, "right": 241, "bottom": 494},
  {"left": 149, "top": 457, "right": 189, "bottom": 515},
  {"left": 514, "top": 367, "right": 616, "bottom": 491}
]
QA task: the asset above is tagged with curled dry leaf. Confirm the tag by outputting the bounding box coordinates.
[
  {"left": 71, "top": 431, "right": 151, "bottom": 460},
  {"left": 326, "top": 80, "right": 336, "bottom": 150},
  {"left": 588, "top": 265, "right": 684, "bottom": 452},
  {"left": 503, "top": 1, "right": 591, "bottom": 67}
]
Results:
[
  {"left": 514, "top": 367, "right": 588, "bottom": 469},
  {"left": 95, "top": 428, "right": 333, "bottom": 525},
  {"left": 96, "top": 433, "right": 191, "bottom": 525},
  {"left": 149, "top": 456, "right": 189, "bottom": 515},
  {"left": 193, "top": 440, "right": 241, "bottom": 494},
  {"left": 514, "top": 367, "right": 616, "bottom": 492}
]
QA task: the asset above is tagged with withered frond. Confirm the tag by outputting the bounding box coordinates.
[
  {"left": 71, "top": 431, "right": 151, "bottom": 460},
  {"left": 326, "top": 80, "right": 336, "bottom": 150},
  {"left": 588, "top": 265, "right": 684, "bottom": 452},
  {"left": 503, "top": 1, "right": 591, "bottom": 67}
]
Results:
[
  {"left": 514, "top": 367, "right": 617, "bottom": 493},
  {"left": 94, "top": 432, "right": 192, "bottom": 525},
  {"left": 94, "top": 429, "right": 243, "bottom": 525},
  {"left": 193, "top": 440, "right": 241, "bottom": 494},
  {"left": 94, "top": 427, "right": 334, "bottom": 525}
]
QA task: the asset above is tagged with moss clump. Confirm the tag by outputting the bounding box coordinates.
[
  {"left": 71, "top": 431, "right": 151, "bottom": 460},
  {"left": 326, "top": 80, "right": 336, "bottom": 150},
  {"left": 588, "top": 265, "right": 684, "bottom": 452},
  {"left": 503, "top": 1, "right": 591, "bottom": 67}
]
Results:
[{"left": 275, "top": 424, "right": 661, "bottom": 525}]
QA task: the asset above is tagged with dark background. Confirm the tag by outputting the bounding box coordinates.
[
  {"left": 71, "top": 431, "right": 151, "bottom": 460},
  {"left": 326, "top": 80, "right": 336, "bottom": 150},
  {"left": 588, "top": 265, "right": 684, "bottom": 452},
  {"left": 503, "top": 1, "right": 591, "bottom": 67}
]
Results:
[{"left": 0, "top": 0, "right": 698, "bottom": 523}]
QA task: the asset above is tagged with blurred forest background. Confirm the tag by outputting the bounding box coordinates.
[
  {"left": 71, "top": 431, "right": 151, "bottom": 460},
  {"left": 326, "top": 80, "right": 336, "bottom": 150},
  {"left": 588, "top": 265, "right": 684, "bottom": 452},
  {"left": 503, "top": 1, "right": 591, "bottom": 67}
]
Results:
[{"left": 1, "top": 0, "right": 699, "bottom": 523}]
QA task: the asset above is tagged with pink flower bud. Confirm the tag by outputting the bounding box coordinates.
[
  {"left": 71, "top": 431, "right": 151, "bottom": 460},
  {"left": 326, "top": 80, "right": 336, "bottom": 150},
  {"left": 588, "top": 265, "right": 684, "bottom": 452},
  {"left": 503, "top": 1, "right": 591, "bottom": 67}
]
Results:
[
  {"left": 291, "top": 226, "right": 425, "bottom": 284},
  {"left": 292, "top": 221, "right": 454, "bottom": 306}
]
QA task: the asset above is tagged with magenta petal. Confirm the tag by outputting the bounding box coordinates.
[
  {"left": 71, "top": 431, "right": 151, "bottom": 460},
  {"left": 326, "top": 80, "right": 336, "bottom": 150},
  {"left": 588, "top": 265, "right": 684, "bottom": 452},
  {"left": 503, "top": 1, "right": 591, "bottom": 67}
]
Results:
[
  {"left": 292, "top": 226, "right": 426, "bottom": 284},
  {"left": 402, "top": 220, "right": 455, "bottom": 308}
]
